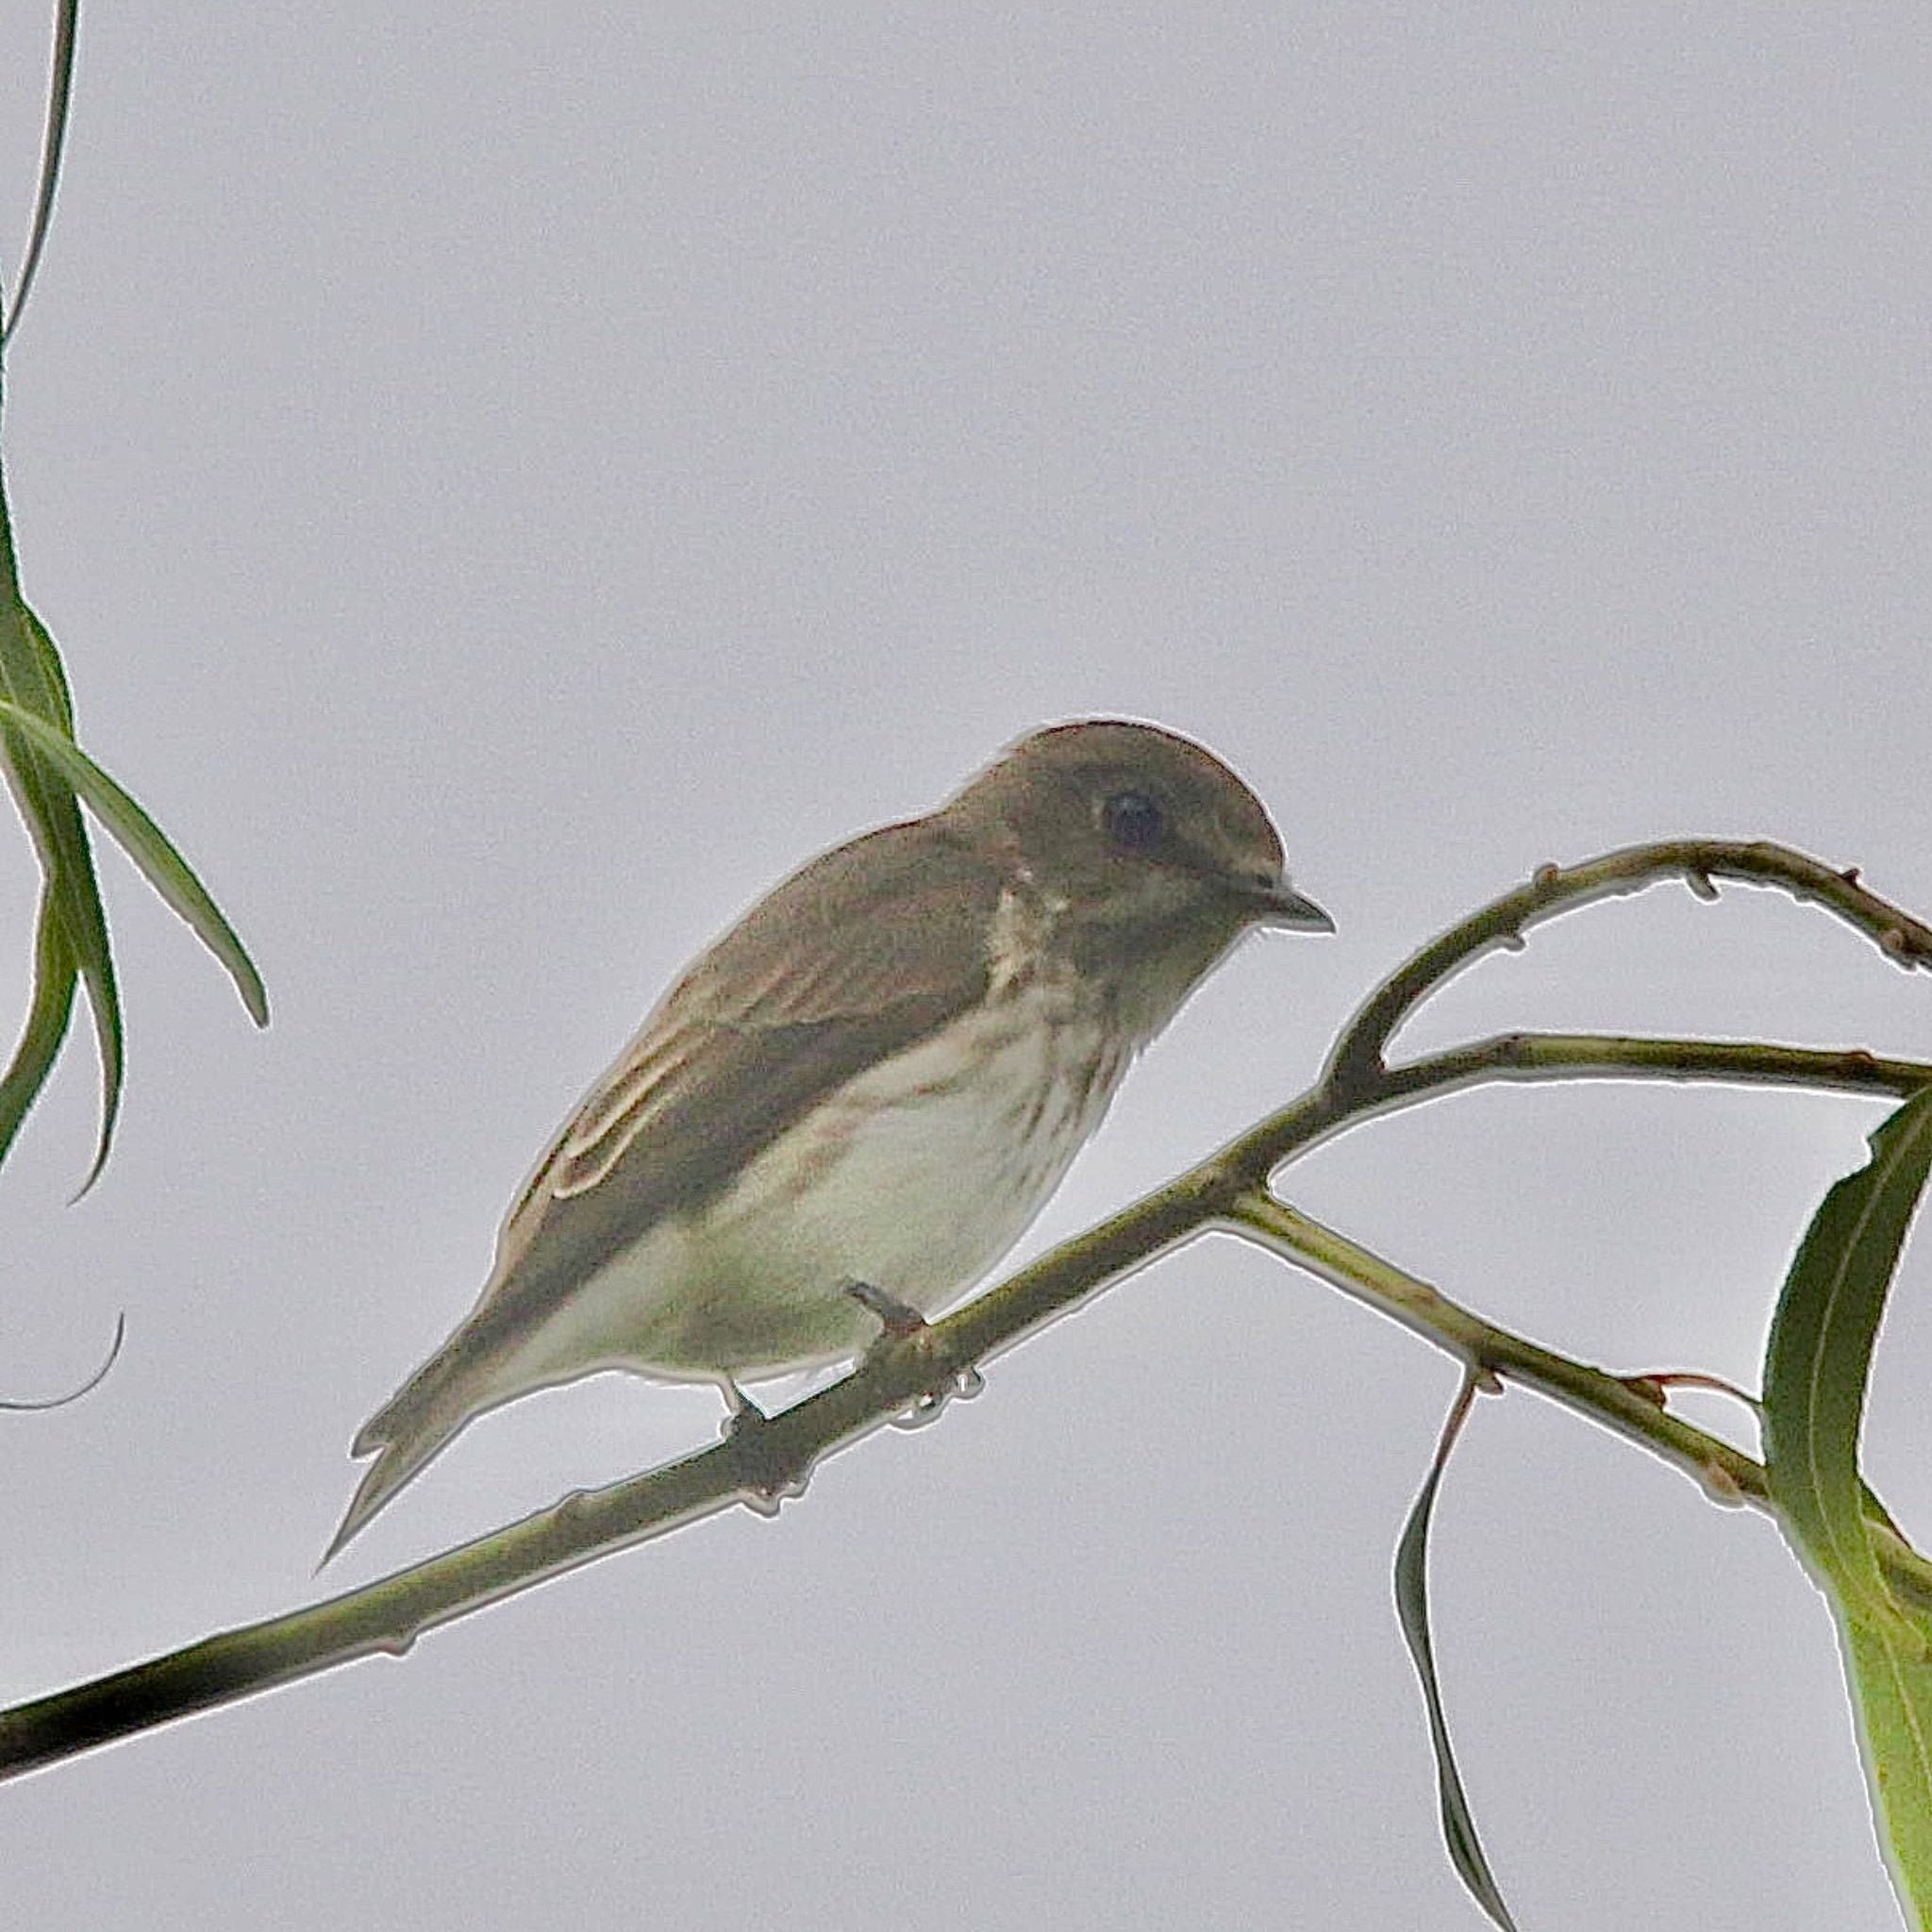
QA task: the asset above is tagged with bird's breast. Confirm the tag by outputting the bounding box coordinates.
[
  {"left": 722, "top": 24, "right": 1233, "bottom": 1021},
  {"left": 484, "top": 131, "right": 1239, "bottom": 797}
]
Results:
[{"left": 696, "top": 973, "right": 1132, "bottom": 1311}]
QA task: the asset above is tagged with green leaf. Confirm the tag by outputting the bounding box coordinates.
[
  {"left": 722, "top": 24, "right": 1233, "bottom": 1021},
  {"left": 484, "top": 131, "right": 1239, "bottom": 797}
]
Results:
[
  {"left": 0, "top": 614, "right": 124, "bottom": 1190},
  {"left": 1764, "top": 1089, "right": 1932, "bottom": 1651},
  {"left": 0, "top": 697, "right": 268, "bottom": 1027},
  {"left": 1393, "top": 1374, "right": 1520, "bottom": 1932},
  {"left": 20, "top": 601, "right": 74, "bottom": 733},
  {"left": 1840, "top": 1610, "right": 1932, "bottom": 1927},
  {"left": 1, "top": 0, "right": 79, "bottom": 346},
  {"left": 1, "top": 329, "right": 125, "bottom": 1185},
  {"left": 0, "top": 886, "right": 75, "bottom": 1167}
]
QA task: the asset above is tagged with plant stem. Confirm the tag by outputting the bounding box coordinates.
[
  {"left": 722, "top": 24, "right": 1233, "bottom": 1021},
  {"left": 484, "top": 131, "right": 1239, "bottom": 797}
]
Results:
[
  {"left": 1323, "top": 841, "right": 1932, "bottom": 1100},
  {"left": 5, "top": 841, "right": 1931, "bottom": 1778},
  {"left": 1222, "top": 1189, "right": 1932, "bottom": 1617}
]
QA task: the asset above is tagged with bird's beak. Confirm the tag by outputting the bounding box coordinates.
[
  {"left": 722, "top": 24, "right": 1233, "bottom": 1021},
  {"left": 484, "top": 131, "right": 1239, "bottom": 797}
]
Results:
[{"left": 1243, "top": 879, "right": 1335, "bottom": 931}]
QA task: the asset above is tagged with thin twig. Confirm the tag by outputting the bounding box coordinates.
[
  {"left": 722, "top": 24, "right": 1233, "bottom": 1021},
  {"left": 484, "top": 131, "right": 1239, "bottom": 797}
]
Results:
[
  {"left": 1323, "top": 841, "right": 1932, "bottom": 1101},
  {"left": 1223, "top": 1032, "right": 1932, "bottom": 1185},
  {"left": 3, "top": 843, "right": 1930, "bottom": 1779},
  {"left": 1218, "top": 1191, "right": 1932, "bottom": 1599}
]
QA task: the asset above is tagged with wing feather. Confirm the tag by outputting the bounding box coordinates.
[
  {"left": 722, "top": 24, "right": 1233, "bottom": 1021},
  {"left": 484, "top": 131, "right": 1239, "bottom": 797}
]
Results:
[{"left": 461, "top": 816, "right": 1005, "bottom": 1359}]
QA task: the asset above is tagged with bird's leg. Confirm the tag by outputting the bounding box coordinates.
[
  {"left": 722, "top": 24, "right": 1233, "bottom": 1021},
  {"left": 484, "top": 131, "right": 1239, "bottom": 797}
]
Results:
[
  {"left": 841, "top": 1280, "right": 984, "bottom": 1426},
  {"left": 842, "top": 1279, "right": 929, "bottom": 1342},
  {"left": 721, "top": 1375, "right": 766, "bottom": 1430},
  {"left": 719, "top": 1378, "right": 806, "bottom": 1516}
]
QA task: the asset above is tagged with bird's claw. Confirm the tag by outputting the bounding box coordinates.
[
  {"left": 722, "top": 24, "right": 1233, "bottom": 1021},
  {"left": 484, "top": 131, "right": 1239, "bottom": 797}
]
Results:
[
  {"left": 842, "top": 1278, "right": 929, "bottom": 1341},
  {"left": 841, "top": 1279, "right": 984, "bottom": 1425}
]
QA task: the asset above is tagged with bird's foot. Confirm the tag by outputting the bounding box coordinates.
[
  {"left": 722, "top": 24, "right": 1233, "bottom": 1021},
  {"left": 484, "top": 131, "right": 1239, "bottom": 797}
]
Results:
[
  {"left": 721, "top": 1383, "right": 808, "bottom": 1516},
  {"left": 843, "top": 1278, "right": 930, "bottom": 1342},
  {"left": 841, "top": 1281, "right": 985, "bottom": 1428}
]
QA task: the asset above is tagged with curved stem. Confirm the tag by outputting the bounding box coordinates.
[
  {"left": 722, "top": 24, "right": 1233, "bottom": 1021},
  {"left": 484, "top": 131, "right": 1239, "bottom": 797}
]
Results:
[
  {"left": 1223, "top": 1032, "right": 1932, "bottom": 1185},
  {"left": 1322, "top": 841, "right": 1932, "bottom": 1101}
]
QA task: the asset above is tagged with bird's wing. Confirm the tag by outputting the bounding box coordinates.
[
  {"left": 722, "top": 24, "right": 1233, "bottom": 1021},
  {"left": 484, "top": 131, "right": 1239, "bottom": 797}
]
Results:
[
  {"left": 459, "top": 816, "right": 1008, "bottom": 1357},
  {"left": 336, "top": 819, "right": 1003, "bottom": 1549}
]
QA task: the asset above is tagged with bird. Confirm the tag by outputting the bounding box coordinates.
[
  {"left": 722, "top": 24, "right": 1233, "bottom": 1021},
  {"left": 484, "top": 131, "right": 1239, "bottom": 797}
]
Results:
[{"left": 325, "top": 719, "right": 1331, "bottom": 1558}]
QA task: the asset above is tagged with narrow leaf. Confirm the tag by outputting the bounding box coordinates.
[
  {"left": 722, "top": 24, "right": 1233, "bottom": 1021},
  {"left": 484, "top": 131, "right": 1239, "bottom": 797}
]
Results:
[
  {"left": 0, "top": 1306, "right": 121, "bottom": 1410},
  {"left": 0, "top": 698, "right": 268, "bottom": 1026},
  {"left": 0, "top": 886, "right": 75, "bottom": 1166},
  {"left": 0, "top": 583, "right": 72, "bottom": 730},
  {"left": 1840, "top": 1611, "right": 1932, "bottom": 1927},
  {"left": 9, "top": 608, "right": 120, "bottom": 1186},
  {"left": 20, "top": 602, "right": 74, "bottom": 732},
  {"left": 0, "top": 621, "right": 123, "bottom": 1188},
  {"left": 1764, "top": 1089, "right": 1932, "bottom": 1650},
  {"left": 2, "top": 0, "right": 81, "bottom": 345},
  {"left": 1394, "top": 1373, "right": 1520, "bottom": 1932},
  {"left": 0, "top": 327, "right": 121, "bottom": 1184},
  {"left": 25, "top": 763, "right": 120, "bottom": 1194}
]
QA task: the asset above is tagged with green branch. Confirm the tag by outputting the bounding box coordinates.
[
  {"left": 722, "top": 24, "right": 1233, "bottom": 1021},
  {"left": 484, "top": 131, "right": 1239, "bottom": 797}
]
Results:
[
  {"left": 1319, "top": 839, "right": 1932, "bottom": 1105},
  {"left": 3, "top": 839, "right": 1930, "bottom": 1781},
  {"left": 1224, "top": 1189, "right": 1932, "bottom": 1613}
]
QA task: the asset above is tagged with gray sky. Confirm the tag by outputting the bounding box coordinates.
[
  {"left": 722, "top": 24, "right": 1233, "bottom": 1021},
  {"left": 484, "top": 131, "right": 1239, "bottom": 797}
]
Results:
[{"left": 1, "top": 4, "right": 1929, "bottom": 1926}]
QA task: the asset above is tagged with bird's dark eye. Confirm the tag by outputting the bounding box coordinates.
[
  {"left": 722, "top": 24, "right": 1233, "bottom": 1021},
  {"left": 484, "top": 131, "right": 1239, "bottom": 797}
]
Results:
[{"left": 1101, "top": 790, "right": 1165, "bottom": 851}]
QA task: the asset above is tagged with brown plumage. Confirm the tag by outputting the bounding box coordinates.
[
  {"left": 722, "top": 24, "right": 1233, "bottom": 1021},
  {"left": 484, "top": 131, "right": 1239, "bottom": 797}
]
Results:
[{"left": 327, "top": 721, "right": 1330, "bottom": 1559}]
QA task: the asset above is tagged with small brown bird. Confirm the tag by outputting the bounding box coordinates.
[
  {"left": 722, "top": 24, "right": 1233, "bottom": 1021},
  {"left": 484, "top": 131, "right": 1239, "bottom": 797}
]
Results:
[{"left": 326, "top": 720, "right": 1330, "bottom": 1557}]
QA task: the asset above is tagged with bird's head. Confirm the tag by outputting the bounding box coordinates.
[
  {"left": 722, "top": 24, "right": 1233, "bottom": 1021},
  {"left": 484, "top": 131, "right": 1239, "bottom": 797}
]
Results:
[{"left": 943, "top": 718, "right": 1332, "bottom": 1031}]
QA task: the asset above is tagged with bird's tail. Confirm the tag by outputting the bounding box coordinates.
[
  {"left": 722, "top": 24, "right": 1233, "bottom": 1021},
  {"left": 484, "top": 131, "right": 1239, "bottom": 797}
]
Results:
[{"left": 321, "top": 1327, "right": 505, "bottom": 1566}]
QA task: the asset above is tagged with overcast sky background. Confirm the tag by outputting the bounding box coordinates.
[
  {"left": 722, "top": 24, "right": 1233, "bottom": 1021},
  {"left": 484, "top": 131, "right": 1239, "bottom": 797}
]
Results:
[{"left": 1, "top": 5, "right": 1930, "bottom": 1926}]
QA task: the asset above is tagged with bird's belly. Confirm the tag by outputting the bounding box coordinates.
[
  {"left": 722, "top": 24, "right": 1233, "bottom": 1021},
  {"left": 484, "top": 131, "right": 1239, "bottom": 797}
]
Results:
[{"left": 578, "top": 991, "right": 1128, "bottom": 1378}]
